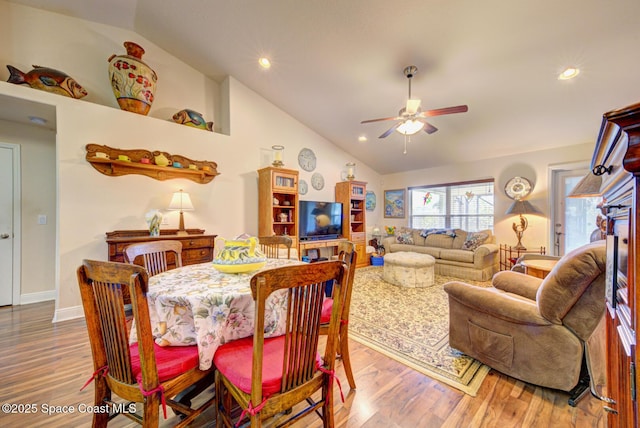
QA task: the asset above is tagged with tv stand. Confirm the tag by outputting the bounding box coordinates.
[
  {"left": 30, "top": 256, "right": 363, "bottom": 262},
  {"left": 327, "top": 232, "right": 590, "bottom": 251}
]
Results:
[{"left": 299, "top": 238, "right": 347, "bottom": 260}]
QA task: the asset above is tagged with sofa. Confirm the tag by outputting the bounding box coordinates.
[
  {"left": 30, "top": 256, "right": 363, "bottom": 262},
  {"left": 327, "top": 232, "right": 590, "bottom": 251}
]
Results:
[{"left": 381, "top": 228, "right": 498, "bottom": 281}]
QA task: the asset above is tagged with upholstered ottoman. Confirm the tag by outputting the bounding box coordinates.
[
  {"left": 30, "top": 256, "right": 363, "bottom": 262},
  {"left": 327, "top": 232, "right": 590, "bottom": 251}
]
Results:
[{"left": 383, "top": 252, "right": 436, "bottom": 288}]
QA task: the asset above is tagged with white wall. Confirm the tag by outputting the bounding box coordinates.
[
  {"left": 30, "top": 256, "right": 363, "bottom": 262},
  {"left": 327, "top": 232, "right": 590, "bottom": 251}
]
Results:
[
  {"left": 381, "top": 142, "right": 594, "bottom": 251},
  {"left": 0, "top": 2, "right": 598, "bottom": 321},
  {"left": 0, "top": 1, "right": 381, "bottom": 320}
]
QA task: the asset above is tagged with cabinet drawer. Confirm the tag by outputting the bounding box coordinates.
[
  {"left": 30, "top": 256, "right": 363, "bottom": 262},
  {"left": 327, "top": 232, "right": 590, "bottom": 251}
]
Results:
[
  {"left": 300, "top": 240, "right": 327, "bottom": 249},
  {"left": 351, "top": 232, "right": 366, "bottom": 243},
  {"left": 183, "top": 248, "right": 214, "bottom": 264},
  {"left": 180, "top": 237, "right": 214, "bottom": 249}
]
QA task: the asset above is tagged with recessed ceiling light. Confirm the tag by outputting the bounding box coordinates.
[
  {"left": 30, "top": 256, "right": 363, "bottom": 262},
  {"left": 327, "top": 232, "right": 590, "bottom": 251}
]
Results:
[
  {"left": 558, "top": 67, "right": 580, "bottom": 80},
  {"left": 358, "top": 135, "right": 368, "bottom": 142},
  {"left": 28, "top": 116, "right": 48, "bottom": 125},
  {"left": 258, "top": 57, "right": 271, "bottom": 69}
]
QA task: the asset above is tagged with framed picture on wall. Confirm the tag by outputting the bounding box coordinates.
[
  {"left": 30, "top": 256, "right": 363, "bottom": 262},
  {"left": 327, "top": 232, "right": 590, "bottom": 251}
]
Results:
[{"left": 384, "top": 189, "right": 406, "bottom": 218}]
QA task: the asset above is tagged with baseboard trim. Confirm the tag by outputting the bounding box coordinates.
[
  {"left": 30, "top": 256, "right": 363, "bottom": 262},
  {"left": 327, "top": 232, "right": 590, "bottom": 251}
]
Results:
[
  {"left": 53, "top": 305, "right": 84, "bottom": 323},
  {"left": 20, "top": 290, "right": 56, "bottom": 305}
]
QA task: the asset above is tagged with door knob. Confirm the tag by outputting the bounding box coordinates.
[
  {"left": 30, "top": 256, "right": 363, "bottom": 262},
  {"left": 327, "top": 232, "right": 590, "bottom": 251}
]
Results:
[{"left": 0, "top": 234, "right": 9, "bottom": 239}]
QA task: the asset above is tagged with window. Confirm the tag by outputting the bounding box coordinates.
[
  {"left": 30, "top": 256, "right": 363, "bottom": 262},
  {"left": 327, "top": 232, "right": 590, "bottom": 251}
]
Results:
[{"left": 409, "top": 179, "right": 494, "bottom": 232}]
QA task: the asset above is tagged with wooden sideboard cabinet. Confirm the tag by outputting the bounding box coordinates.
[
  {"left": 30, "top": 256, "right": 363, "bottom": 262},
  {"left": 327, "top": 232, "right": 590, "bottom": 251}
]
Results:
[{"left": 106, "top": 229, "right": 216, "bottom": 267}]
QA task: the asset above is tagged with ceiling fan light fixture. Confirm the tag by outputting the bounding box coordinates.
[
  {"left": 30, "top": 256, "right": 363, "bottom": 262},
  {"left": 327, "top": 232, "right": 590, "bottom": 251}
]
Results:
[{"left": 396, "top": 119, "right": 425, "bottom": 135}]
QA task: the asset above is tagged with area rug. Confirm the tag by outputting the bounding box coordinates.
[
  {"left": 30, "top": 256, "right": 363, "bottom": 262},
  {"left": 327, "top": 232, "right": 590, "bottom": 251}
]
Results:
[{"left": 348, "top": 266, "right": 491, "bottom": 396}]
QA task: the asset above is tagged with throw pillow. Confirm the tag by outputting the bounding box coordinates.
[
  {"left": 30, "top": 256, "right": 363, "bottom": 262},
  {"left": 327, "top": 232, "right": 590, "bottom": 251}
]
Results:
[
  {"left": 462, "top": 232, "right": 489, "bottom": 251},
  {"left": 396, "top": 231, "right": 414, "bottom": 245}
]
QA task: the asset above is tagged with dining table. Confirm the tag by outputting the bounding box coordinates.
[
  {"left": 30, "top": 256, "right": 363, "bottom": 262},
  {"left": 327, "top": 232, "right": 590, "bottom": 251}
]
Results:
[{"left": 131, "top": 258, "right": 302, "bottom": 370}]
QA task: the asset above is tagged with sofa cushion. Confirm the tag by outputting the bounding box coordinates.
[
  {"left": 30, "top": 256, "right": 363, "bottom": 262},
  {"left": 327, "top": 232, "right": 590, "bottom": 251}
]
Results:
[
  {"left": 440, "top": 248, "right": 475, "bottom": 263},
  {"left": 424, "top": 233, "right": 454, "bottom": 249},
  {"left": 452, "top": 230, "right": 468, "bottom": 249},
  {"left": 462, "top": 232, "right": 489, "bottom": 251}
]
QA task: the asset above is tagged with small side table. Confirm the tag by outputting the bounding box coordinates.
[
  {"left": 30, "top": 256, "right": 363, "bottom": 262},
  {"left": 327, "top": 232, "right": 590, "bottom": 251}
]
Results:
[
  {"left": 520, "top": 259, "right": 558, "bottom": 279},
  {"left": 499, "top": 244, "right": 546, "bottom": 271}
]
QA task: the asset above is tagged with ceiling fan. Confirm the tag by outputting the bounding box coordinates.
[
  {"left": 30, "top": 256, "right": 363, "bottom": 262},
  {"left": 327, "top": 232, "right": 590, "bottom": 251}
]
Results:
[{"left": 361, "top": 65, "right": 468, "bottom": 153}]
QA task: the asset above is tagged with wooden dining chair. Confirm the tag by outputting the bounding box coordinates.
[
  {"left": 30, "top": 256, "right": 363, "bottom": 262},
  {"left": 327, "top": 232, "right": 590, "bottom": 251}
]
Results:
[
  {"left": 258, "top": 235, "right": 293, "bottom": 259},
  {"left": 124, "top": 240, "right": 183, "bottom": 276},
  {"left": 214, "top": 261, "right": 347, "bottom": 427},
  {"left": 320, "top": 241, "right": 358, "bottom": 390},
  {"left": 77, "top": 259, "right": 216, "bottom": 427}
]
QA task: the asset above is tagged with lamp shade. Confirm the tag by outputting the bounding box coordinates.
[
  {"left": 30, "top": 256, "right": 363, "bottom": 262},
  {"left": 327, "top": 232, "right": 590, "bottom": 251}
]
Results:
[
  {"left": 567, "top": 173, "right": 603, "bottom": 198},
  {"left": 168, "top": 190, "right": 194, "bottom": 211},
  {"left": 505, "top": 199, "right": 541, "bottom": 216}
]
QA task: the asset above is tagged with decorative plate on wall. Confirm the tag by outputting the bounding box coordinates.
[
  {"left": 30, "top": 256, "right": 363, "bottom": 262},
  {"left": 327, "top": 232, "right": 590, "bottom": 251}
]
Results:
[
  {"left": 299, "top": 179, "right": 308, "bottom": 195},
  {"left": 311, "top": 172, "right": 324, "bottom": 190},
  {"left": 298, "top": 148, "right": 317, "bottom": 172},
  {"left": 504, "top": 176, "right": 532, "bottom": 200},
  {"left": 366, "top": 191, "right": 376, "bottom": 211}
]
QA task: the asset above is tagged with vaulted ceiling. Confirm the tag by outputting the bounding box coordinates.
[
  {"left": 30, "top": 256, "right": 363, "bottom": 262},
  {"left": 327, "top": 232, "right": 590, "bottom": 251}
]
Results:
[{"left": 7, "top": 0, "right": 640, "bottom": 174}]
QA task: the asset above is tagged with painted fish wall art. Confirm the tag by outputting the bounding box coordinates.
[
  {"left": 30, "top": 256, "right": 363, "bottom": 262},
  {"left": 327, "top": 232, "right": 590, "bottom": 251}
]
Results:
[
  {"left": 6, "top": 64, "right": 88, "bottom": 99},
  {"left": 171, "top": 109, "right": 214, "bottom": 132}
]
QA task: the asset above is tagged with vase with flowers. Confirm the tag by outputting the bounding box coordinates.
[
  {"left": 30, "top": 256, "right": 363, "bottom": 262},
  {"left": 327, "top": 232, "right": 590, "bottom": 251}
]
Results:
[{"left": 145, "top": 209, "right": 163, "bottom": 236}]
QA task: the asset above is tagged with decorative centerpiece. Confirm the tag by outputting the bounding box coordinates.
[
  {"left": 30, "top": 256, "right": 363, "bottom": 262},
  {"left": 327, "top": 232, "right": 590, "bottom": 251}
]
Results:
[
  {"left": 145, "top": 209, "right": 163, "bottom": 236},
  {"left": 212, "top": 235, "right": 266, "bottom": 273},
  {"left": 107, "top": 41, "right": 157, "bottom": 115}
]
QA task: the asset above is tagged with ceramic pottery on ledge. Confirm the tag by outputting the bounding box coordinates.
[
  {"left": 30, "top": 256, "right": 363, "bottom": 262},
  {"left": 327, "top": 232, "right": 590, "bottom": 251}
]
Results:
[{"left": 107, "top": 41, "right": 157, "bottom": 115}]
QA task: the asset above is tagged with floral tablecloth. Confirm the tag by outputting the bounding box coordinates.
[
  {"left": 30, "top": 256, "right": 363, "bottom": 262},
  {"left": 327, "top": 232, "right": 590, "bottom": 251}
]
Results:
[{"left": 134, "top": 258, "right": 302, "bottom": 370}]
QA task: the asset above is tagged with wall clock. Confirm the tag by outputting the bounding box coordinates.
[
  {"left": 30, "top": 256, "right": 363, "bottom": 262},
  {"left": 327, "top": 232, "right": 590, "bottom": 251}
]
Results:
[
  {"left": 311, "top": 172, "right": 324, "bottom": 190},
  {"left": 299, "top": 179, "right": 308, "bottom": 195},
  {"left": 504, "top": 177, "right": 532, "bottom": 200},
  {"left": 298, "top": 148, "right": 317, "bottom": 172}
]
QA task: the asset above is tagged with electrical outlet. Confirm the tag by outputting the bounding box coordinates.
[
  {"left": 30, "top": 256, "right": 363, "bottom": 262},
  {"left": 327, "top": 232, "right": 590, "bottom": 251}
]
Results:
[{"left": 38, "top": 214, "right": 47, "bottom": 225}]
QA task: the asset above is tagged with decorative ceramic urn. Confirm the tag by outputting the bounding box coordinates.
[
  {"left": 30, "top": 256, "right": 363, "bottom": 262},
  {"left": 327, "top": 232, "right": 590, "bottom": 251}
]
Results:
[{"left": 107, "top": 41, "right": 157, "bottom": 115}]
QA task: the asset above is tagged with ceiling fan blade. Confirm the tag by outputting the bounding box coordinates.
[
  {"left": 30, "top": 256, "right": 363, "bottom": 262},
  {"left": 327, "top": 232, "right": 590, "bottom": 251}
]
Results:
[
  {"left": 423, "top": 122, "right": 438, "bottom": 134},
  {"left": 361, "top": 115, "right": 402, "bottom": 124},
  {"left": 379, "top": 122, "right": 401, "bottom": 138},
  {"left": 421, "top": 105, "right": 469, "bottom": 117},
  {"left": 406, "top": 99, "right": 421, "bottom": 115}
]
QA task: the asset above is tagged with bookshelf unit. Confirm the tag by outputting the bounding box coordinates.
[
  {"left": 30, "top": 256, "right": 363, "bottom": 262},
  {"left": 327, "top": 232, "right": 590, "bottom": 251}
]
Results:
[
  {"left": 335, "top": 180, "right": 369, "bottom": 267},
  {"left": 257, "top": 166, "right": 299, "bottom": 249}
]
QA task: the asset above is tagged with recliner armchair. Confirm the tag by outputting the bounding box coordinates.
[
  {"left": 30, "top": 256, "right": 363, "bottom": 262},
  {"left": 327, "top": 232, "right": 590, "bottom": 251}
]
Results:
[{"left": 444, "top": 241, "right": 606, "bottom": 394}]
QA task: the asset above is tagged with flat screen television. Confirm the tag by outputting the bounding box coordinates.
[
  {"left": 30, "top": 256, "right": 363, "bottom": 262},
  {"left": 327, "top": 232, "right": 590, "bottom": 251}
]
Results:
[{"left": 299, "top": 201, "right": 343, "bottom": 241}]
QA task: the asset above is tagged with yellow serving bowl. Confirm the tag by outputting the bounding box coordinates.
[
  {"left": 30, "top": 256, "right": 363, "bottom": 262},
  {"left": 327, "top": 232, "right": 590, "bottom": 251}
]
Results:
[{"left": 212, "top": 260, "right": 267, "bottom": 274}]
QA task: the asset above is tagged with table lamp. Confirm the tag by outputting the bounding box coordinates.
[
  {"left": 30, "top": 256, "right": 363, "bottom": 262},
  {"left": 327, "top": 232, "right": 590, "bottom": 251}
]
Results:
[
  {"left": 505, "top": 199, "right": 540, "bottom": 250},
  {"left": 168, "top": 189, "right": 194, "bottom": 235}
]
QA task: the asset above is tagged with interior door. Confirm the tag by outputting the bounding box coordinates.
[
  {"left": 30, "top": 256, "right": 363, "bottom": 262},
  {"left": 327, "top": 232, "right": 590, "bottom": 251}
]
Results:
[
  {"left": 553, "top": 169, "right": 601, "bottom": 256},
  {"left": 0, "top": 146, "right": 14, "bottom": 306}
]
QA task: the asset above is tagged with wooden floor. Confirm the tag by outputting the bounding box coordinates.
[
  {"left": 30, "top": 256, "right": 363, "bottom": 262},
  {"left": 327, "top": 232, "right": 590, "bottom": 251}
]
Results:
[{"left": 0, "top": 301, "right": 606, "bottom": 427}]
